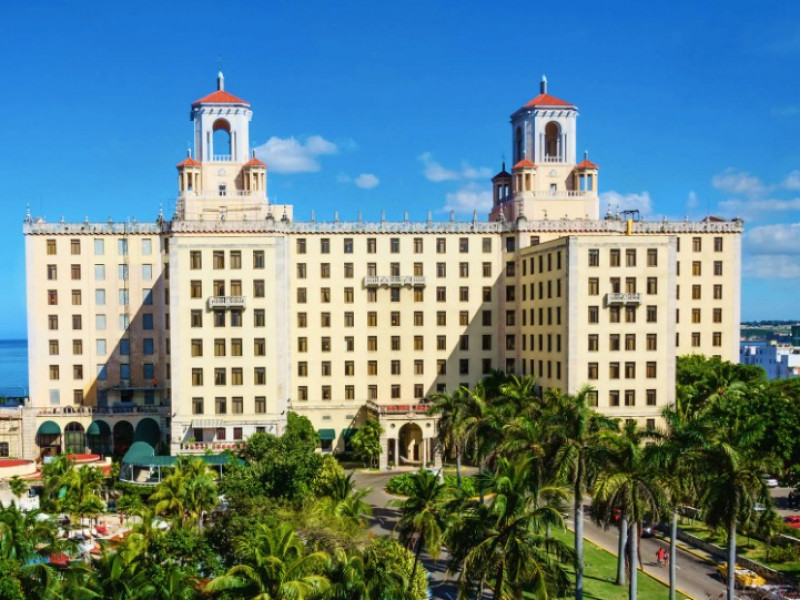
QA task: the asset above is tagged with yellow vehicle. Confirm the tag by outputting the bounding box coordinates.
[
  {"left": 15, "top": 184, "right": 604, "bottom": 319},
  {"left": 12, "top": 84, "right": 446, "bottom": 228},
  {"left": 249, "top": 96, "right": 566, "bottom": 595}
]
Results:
[{"left": 716, "top": 564, "right": 766, "bottom": 588}]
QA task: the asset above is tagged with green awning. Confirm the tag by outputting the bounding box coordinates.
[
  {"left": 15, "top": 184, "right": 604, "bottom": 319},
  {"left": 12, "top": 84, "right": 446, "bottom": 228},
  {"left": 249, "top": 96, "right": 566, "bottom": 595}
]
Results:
[
  {"left": 318, "top": 429, "right": 336, "bottom": 441},
  {"left": 133, "top": 418, "right": 160, "bottom": 446},
  {"left": 87, "top": 420, "right": 111, "bottom": 436},
  {"left": 342, "top": 428, "right": 357, "bottom": 440},
  {"left": 37, "top": 421, "right": 61, "bottom": 436}
]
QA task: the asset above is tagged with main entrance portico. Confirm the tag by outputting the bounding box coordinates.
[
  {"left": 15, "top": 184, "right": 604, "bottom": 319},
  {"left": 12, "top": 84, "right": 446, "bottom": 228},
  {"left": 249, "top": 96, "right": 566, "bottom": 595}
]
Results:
[{"left": 367, "top": 401, "right": 442, "bottom": 470}]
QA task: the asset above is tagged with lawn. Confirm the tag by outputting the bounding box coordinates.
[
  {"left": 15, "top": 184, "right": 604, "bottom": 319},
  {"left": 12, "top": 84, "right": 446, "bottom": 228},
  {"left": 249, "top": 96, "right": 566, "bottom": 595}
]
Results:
[
  {"left": 680, "top": 523, "right": 800, "bottom": 579},
  {"left": 550, "top": 528, "right": 692, "bottom": 600}
]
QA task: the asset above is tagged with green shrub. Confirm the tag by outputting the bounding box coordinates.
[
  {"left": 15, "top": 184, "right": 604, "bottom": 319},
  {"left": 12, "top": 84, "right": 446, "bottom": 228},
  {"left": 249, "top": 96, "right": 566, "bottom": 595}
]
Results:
[
  {"left": 386, "top": 472, "right": 480, "bottom": 496},
  {"left": 769, "top": 543, "right": 800, "bottom": 563}
]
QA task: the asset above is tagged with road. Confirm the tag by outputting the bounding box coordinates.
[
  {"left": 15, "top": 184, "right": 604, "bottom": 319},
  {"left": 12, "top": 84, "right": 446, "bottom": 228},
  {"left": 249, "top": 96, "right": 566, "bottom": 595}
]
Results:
[{"left": 352, "top": 470, "right": 730, "bottom": 600}]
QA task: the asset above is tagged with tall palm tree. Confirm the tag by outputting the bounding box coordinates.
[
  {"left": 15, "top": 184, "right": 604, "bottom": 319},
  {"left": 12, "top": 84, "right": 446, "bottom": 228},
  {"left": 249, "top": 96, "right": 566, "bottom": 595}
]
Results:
[
  {"left": 205, "top": 523, "right": 330, "bottom": 600},
  {"left": 593, "top": 422, "right": 667, "bottom": 600},
  {"left": 455, "top": 457, "right": 572, "bottom": 600},
  {"left": 7, "top": 476, "right": 27, "bottom": 506},
  {"left": 548, "top": 385, "right": 616, "bottom": 600},
  {"left": 699, "top": 438, "right": 772, "bottom": 600},
  {"left": 334, "top": 488, "right": 373, "bottom": 528},
  {"left": 325, "top": 547, "right": 368, "bottom": 600},
  {"left": 427, "top": 388, "right": 468, "bottom": 489},
  {"left": 149, "top": 470, "right": 187, "bottom": 526},
  {"left": 390, "top": 469, "right": 449, "bottom": 590}
]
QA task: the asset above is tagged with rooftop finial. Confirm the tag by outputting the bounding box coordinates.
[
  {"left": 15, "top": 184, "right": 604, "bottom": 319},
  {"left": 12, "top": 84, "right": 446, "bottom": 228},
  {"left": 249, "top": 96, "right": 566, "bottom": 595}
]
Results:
[
  {"left": 540, "top": 74, "right": 548, "bottom": 94},
  {"left": 584, "top": 150, "right": 588, "bottom": 160},
  {"left": 217, "top": 70, "right": 224, "bottom": 91}
]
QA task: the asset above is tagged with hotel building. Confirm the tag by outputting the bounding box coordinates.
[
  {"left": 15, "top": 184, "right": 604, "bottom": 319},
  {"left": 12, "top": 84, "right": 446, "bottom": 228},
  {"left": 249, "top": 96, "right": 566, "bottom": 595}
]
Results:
[{"left": 19, "top": 74, "right": 743, "bottom": 470}]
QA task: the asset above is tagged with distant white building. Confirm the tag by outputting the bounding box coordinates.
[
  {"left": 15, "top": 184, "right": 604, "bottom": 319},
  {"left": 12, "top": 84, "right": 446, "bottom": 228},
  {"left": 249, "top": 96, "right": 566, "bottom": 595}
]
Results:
[{"left": 740, "top": 341, "right": 800, "bottom": 380}]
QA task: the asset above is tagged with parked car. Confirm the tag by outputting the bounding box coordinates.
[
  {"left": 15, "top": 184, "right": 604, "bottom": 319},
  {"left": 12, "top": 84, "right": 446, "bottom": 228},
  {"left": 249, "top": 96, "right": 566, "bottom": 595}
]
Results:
[
  {"left": 783, "top": 515, "right": 800, "bottom": 529},
  {"left": 642, "top": 522, "right": 655, "bottom": 538},
  {"left": 761, "top": 474, "right": 780, "bottom": 488}
]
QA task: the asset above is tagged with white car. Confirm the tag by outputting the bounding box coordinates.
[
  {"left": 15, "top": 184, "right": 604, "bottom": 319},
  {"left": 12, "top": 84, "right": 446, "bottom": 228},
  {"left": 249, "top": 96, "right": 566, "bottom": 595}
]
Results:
[{"left": 761, "top": 475, "right": 779, "bottom": 488}]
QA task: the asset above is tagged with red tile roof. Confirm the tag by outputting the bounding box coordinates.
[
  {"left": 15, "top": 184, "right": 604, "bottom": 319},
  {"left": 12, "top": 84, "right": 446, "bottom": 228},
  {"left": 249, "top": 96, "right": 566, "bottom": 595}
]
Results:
[
  {"left": 513, "top": 159, "right": 537, "bottom": 169},
  {"left": 523, "top": 93, "right": 574, "bottom": 108},
  {"left": 192, "top": 90, "right": 249, "bottom": 106},
  {"left": 177, "top": 156, "right": 202, "bottom": 168},
  {"left": 243, "top": 156, "right": 267, "bottom": 167},
  {"left": 575, "top": 158, "right": 599, "bottom": 170}
]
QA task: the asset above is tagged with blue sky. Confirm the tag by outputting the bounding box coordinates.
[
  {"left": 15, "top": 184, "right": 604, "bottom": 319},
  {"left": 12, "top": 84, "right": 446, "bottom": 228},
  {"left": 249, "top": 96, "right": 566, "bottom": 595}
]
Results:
[{"left": 0, "top": 1, "right": 799, "bottom": 337}]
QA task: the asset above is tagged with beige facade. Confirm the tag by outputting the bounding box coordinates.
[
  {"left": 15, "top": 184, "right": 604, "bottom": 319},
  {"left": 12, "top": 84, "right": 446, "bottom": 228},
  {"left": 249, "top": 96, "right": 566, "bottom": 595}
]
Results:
[{"left": 20, "top": 75, "right": 743, "bottom": 466}]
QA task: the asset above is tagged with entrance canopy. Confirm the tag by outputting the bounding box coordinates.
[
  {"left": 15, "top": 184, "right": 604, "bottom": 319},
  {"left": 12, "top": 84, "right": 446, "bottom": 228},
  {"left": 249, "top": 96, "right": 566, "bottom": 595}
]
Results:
[
  {"left": 318, "top": 429, "right": 336, "bottom": 441},
  {"left": 87, "top": 420, "right": 111, "bottom": 436},
  {"left": 37, "top": 421, "right": 61, "bottom": 436}
]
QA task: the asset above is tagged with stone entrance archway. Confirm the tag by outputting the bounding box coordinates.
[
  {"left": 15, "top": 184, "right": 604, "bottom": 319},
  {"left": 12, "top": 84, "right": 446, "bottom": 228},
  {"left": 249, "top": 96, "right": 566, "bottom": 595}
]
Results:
[{"left": 397, "top": 423, "right": 423, "bottom": 465}]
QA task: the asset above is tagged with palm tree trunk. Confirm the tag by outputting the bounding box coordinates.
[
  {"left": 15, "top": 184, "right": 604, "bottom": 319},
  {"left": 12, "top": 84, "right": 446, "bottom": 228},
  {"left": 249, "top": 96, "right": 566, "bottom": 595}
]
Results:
[
  {"left": 456, "top": 450, "right": 463, "bottom": 490},
  {"left": 410, "top": 533, "right": 424, "bottom": 591},
  {"left": 727, "top": 521, "right": 736, "bottom": 600},
  {"left": 616, "top": 516, "right": 627, "bottom": 586},
  {"left": 628, "top": 522, "right": 638, "bottom": 600},
  {"left": 574, "top": 485, "right": 584, "bottom": 600},
  {"left": 669, "top": 507, "right": 677, "bottom": 600},
  {"left": 493, "top": 563, "right": 505, "bottom": 600}
]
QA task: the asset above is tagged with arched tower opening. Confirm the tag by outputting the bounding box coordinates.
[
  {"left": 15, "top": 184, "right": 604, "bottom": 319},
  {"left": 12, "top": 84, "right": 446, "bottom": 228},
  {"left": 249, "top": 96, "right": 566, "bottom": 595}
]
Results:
[
  {"left": 212, "top": 119, "right": 232, "bottom": 160},
  {"left": 514, "top": 126, "right": 523, "bottom": 163},
  {"left": 544, "top": 121, "right": 561, "bottom": 161}
]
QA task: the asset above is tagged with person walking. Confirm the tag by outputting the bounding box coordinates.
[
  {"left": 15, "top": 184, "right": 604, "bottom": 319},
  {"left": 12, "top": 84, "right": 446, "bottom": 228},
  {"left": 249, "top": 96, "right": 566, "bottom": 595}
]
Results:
[{"left": 656, "top": 547, "right": 668, "bottom": 567}]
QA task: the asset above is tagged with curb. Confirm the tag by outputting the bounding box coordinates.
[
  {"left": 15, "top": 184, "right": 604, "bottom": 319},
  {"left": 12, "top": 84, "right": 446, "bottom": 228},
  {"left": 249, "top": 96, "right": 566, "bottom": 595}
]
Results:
[{"left": 653, "top": 533, "right": 719, "bottom": 566}]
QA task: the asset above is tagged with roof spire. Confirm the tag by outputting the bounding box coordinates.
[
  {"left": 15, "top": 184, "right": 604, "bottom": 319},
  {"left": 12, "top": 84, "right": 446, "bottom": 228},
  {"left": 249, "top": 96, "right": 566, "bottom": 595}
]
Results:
[
  {"left": 217, "top": 70, "right": 224, "bottom": 91},
  {"left": 540, "top": 74, "right": 548, "bottom": 94}
]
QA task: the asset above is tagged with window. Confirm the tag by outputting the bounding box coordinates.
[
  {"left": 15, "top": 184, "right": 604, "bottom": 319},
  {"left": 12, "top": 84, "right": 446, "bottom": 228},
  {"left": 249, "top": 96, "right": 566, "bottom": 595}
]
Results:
[
  {"left": 119, "top": 289, "right": 129, "bottom": 305},
  {"left": 367, "top": 336, "right": 377, "bottom": 351},
  {"left": 646, "top": 277, "right": 657, "bottom": 295},
  {"left": 390, "top": 237, "right": 400, "bottom": 253},
  {"left": 482, "top": 237, "right": 492, "bottom": 253},
  {"left": 189, "top": 310, "right": 202, "bottom": 328},
  {"left": 482, "top": 334, "right": 492, "bottom": 351},
  {"left": 436, "top": 287, "right": 446, "bottom": 302},
  {"left": 692, "top": 261, "right": 701, "bottom": 276},
  {"left": 646, "top": 305, "right": 657, "bottom": 323},
  {"left": 625, "top": 334, "right": 636, "bottom": 351},
  {"left": 609, "top": 390, "right": 620, "bottom": 407},
  {"left": 320, "top": 263, "right": 330, "bottom": 278},
  {"left": 714, "top": 236, "right": 723, "bottom": 252},
  {"left": 692, "top": 308, "right": 701, "bottom": 324},
  {"left": 49, "top": 365, "right": 60, "bottom": 380},
  {"left": 213, "top": 280, "right": 226, "bottom": 295},
  {"left": 192, "top": 397, "right": 204, "bottom": 414},
  {"left": 390, "top": 288, "right": 400, "bottom": 302},
  {"left": 321, "top": 312, "right": 331, "bottom": 327},
  {"left": 625, "top": 306, "right": 636, "bottom": 323},
  {"left": 625, "top": 249, "right": 636, "bottom": 267},
  {"left": 320, "top": 238, "right": 330, "bottom": 254},
  {"left": 230, "top": 250, "right": 242, "bottom": 269},
  {"left": 588, "top": 334, "right": 598, "bottom": 351},
  {"left": 213, "top": 250, "right": 224, "bottom": 269},
  {"left": 646, "top": 248, "right": 657, "bottom": 266},
  {"left": 298, "top": 362, "right": 308, "bottom": 377},
  {"left": 436, "top": 263, "right": 446, "bottom": 278},
  {"left": 624, "top": 362, "right": 636, "bottom": 378},
  {"left": 253, "top": 338, "right": 265, "bottom": 356},
  {"left": 321, "top": 361, "right": 331, "bottom": 376},
  {"left": 255, "top": 397, "right": 267, "bottom": 413},
  {"left": 321, "top": 337, "right": 331, "bottom": 352},
  {"left": 609, "top": 362, "right": 620, "bottom": 379},
  {"left": 321, "top": 288, "right": 330, "bottom": 303},
  {"left": 214, "top": 310, "right": 225, "bottom": 327},
  {"left": 298, "top": 386, "right": 308, "bottom": 401},
  {"left": 253, "top": 250, "right": 265, "bottom": 268},
  {"left": 505, "top": 286, "right": 514, "bottom": 301},
  {"left": 367, "top": 312, "right": 377, "bottom": 327},
  {"left": 692, "top": 332, "right": 701, "bottom": 347},
  {"left": 213, "top": 368, "right": 227, "bottom": 386},
  {"left": 46, "top": 239, "right": 57, "bottom": 255},
  {"left": 609, "top": 306, "right": 620, "bottom": 323},
  {"left": 505, "top": 237, "right": 515, "bottom": 252},
  {"left": 714, "top": 261, "right": 723, "bottom": 276},
  {"left": 191, "top": 368, "right": 203, "bottom": 386},
  {"left": 588, "top": 278, "right": 599, "bottom": 295},
  {"left": 254, "top": 367, "right": 266, "bottom": 384},
  {"left": 610, "top": 249, "right": 620, "bottom": 267},
  {"left": 344, "top": 238, "right": 354, "bottom": 254},
  {"left": 47, "top": 290, "right": 58, "bottom": 305},
  {"left": 436, "top": 238, "right": 446, "bottom": 254},
  {"left": 625, "top": 390, "right": 636, "bottom": 406},
  {"left": 588, "top": 363, "right": 598, "bottom": 379},
  {"left": 459, "top": 287, "right": 469, "bottom": 302},
  {"left": 437, "top": 336, "right": 447, "bottom": 351},
  {"left": 296, "top": 238, "right": 306, "bottom": 254},
  {"left": 72, "top": 315, "right": 82, "bottom": 330},
  {"left": 94, "top": 264, "right": 105, "bottom": 280},
  {"left": 298, "top": 337, "right": 307, "bottom": 352},
  {"left": 215, "top": 397, "right": 227, "bottom": 414},
  {"left": 588, "top": 306, "right": 599, "bottom": 323},
  {"left": 297, "top": 287, "right": 307, "bottom": 303},
  {"left": 46, "top": 264, "right": 58, "bottom": 281},
  {"left": 646, "top": 362, "right": 657, "bottom": 378},
  {"left": 368, "top": 361, "right": 378, "bottom": 375},
  {"left": 344, "top": 312, "right": 354, "bottom": 327},
  {"left": 588, "top": 249, "right": 599, "bottom": 266},
  {"left": 713, "top": 332, "right": 722, "bottom": 347},
  {"left": 117, "top": 238, "right": 128, "bottom": 255},
  {"left": 190, "top": 251, "right": 202, "bottom": 269},
  {"left": 625, "top": 277, "right": 637, "bottom": 294}
]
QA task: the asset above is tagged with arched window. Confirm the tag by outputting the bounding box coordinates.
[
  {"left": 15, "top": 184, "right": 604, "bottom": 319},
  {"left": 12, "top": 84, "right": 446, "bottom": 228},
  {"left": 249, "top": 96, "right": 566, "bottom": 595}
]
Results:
[
  {"left": 514, "top": 126, "right": 523, "bottom": 162},
  {"left": 212, "top": 119, "right": 231, "bottom": 160},
  {"left": 64, "top": 422, "right": 85, "bottom": 454},
  {"left": 545, "top": 121, "right": 561, "bottom": 160}
]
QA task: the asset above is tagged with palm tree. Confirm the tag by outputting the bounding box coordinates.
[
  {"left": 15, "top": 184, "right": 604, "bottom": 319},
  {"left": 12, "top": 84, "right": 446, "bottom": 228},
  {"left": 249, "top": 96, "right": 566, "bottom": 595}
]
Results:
[
  {"left": 427, "top": 388, "right": 468, "bottom": 489},
  {"left": 7, "top": 476, "right": 27, "bottom": 506},
  {"left": 699, "top": 438, "right": 772, "bottom": 600},
  {"left": 334, "top": 488, "right": 373, "bottom": 528},
  {"left": 593, "top": 422, "right": 667, "bottom": 600},
  {"left": 204, "top": 523, "right": 330, "bottom": 600},
  {"left": 149, "top": 470, "right": 187, "bottom": 526},
  {"left": 326, "top": 547, "right": 368, "bottom": 600},
  {"left": 390, "top": 469, "right": 449, "bottom": 591},
  {"left": 455, "top": 457, "right": 572, "bottom": 599},
  {"left": 548, "top": 385, "right": 616, "bottom": 600}
]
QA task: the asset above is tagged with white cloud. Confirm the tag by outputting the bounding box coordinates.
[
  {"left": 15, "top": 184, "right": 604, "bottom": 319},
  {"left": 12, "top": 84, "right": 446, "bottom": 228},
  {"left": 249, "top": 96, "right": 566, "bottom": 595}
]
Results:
[
  {"left": 254, "top": 135, "right": 338, "bottom": 174},
  {"left": 743, "top": 254, "right": 800, "bottom": 278},
  {"left": 354, "top": 173, "right": 380, "bottom": 189},
  {"left": 418, "top": 152, "right": 491, "bottom": 182},
  {"left": 711, "top": 169, "right": 768, "bottom": 198},
  {"left": 746, "top": 223, "right": 800, "bottom": 255},
  {"left": 784, "top": 170, "right": 800, "bottom": 191},
  {"left": 442, "top": 183, "right": 492, "bottom": 214},
  {"left": 600, "top": 190, "right": 653, "bottom": 216},
  {"left": 718, "top": 198, "right": 800, "bottom": 219}
]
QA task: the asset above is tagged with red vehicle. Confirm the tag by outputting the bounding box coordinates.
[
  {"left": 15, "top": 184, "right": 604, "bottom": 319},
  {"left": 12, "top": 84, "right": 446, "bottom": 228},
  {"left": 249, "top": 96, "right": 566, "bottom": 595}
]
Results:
[{"left": 783, "top": 515, "right": 800, "bottom": 529}]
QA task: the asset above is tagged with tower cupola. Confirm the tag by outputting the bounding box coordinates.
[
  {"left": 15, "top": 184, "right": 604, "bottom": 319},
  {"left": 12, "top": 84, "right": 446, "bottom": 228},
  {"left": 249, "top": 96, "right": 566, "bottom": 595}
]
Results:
[{"left": 190, "top": 71, "right": 252, "bottom": 163}]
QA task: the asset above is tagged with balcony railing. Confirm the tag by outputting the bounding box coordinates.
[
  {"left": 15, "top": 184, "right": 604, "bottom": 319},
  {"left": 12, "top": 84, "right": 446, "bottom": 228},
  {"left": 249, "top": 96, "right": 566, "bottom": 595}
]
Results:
[
  {"left": 364, "top": 276, "right": 427, "bottom": 287},
  {"left": 367, "top": 400, "right": 431, "bottom": 416},
  {"left": 179, "top": 441, "right": 246, "bottom": 452},
  {"left": 606, "top": 292, "right": 642, "bottom": 305},
  {"left": 36, "top": 405, "right": 170, "bottom": 417},
  {"left": 208, "top": 295, "right": 246, "bottom": 309}
]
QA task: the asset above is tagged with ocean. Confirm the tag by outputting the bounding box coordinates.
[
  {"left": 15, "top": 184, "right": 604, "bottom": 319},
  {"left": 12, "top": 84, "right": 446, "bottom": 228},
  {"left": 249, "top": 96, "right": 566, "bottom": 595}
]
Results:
[{"left": 0, "top": 340, "right": 28, "bottom": 398}]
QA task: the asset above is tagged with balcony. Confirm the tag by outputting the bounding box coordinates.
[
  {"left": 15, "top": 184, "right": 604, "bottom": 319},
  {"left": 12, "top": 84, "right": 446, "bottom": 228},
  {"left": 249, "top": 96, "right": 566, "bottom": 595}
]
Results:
[
  {"left": 207, "top": 295, "right": 246, "bottom": 309},
  {"left": 364, "top": 276, "right": 427, "bottom": 288},
  {"left": 36, "top": 405, "right": 170, "bottom": 417},
  {"left": 179, "top": 441, "right": 246, "bottom": 453},
  {"left": 367, "top": 400, "right": 431, "bottom": 416},
  {"left": 606, "top": 292, "right": 642, "bottom": 305}
]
